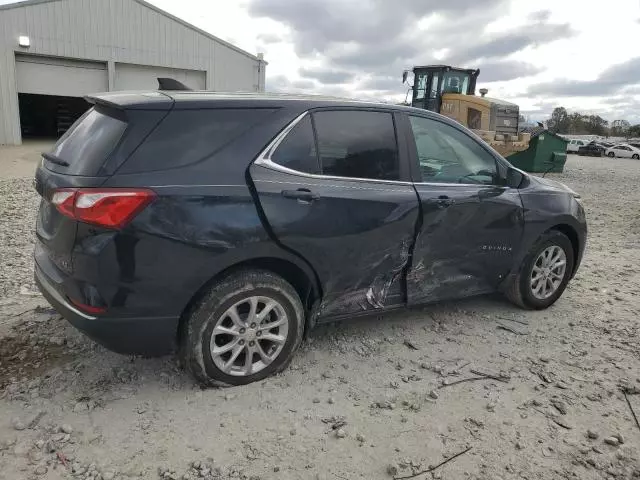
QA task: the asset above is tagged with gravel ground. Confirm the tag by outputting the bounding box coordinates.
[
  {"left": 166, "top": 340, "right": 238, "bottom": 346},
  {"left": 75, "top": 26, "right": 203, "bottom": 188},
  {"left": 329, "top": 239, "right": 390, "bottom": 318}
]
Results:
[{"left": 1, "top": 154, "right": 639, "bottom": 480}]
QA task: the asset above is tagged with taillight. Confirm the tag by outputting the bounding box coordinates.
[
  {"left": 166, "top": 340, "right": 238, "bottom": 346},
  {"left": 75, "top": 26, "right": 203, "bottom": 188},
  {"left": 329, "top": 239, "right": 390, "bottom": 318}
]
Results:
[
  {"left": 51, "top": 188, "right": 155, "bottom": 228},
  {"left": 68, "top": 298, "right": 107, "bottom": 315}
]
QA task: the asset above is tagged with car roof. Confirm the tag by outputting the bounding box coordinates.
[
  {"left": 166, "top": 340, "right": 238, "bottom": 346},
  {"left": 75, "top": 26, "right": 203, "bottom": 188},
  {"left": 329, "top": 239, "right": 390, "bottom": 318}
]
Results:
[{"left": 86, "top": 90, "right": 424, "bottom": 113}]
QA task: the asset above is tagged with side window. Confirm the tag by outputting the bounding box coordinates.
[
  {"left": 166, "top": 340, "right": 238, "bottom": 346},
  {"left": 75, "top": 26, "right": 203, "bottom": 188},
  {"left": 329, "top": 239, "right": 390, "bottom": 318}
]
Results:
[
  {"left": 313, "top": 110, "right": 399, "bottom": 181},
  {"left": 409, "top": 115, "right": 498, "bottom": 185},
  {"left": 271, "top": 116, "right": 319, "bottom": 174}
]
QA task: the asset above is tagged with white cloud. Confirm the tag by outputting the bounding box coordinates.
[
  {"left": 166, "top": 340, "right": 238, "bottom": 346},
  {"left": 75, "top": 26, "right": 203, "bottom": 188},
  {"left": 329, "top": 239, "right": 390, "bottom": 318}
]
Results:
[
  {"left": 2, "top": 0, "right": 639, "bottom": 122},
  {"left": 148, "top": 0, "right": 639, "bottom": 122}
]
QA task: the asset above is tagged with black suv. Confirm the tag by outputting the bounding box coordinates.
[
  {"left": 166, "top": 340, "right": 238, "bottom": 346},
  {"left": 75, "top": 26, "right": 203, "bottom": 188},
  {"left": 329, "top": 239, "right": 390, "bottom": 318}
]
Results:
[{"left": 34, "top": 92, "right": 587, "bottom": 386}]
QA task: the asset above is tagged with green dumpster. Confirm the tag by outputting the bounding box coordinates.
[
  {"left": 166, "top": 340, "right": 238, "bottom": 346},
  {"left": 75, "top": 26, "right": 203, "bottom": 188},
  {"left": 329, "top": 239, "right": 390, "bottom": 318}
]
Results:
[{"left": 507, "top": 130, "right": 569, "bottom": 173}]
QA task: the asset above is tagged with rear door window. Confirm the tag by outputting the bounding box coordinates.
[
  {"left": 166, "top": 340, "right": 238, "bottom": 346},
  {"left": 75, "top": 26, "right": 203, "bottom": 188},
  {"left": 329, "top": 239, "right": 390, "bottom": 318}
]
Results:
[
  {"left": 271, "top": 116, "right": 319, "bottom": 174},
  {"left": 312, "top": 110, "right": 399, "bottom": 181},
  {"left": 47, "top": 106, "right": 127, "bottom": 176}
]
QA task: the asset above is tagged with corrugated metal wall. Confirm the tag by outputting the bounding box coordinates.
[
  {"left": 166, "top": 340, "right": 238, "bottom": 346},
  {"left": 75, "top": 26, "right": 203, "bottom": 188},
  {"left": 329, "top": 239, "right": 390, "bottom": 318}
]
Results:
[{"left": 0, "top": 0, "right": 266, "bottom": 145}]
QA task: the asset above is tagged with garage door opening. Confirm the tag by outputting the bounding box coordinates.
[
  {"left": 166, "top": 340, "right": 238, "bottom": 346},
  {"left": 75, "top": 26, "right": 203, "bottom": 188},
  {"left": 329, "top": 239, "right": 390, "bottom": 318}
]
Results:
[{"left": 18, "top": 93, "right": 90, "bottom": 139}]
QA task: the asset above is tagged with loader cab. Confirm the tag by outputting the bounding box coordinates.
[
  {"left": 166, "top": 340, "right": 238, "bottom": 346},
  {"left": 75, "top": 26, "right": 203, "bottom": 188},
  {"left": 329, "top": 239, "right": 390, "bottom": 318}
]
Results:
[{"left": 409, "top": 65, "right": 480, "bottom": 112}]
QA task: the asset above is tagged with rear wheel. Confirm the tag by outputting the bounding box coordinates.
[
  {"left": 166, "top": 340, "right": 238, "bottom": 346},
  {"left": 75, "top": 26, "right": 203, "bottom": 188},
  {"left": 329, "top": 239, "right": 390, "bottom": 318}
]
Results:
[
  {"left": 505, "top": 231, "right": 574, "bottom": 310},
  {"left": 608, "top": 151, "right": 615, "bottom": 157},
  {"left": 632, "top": 154, "right": 639, "bottom": 160},
  {"left": 181, "top": 270, "right": 305, "bottom": 387}
]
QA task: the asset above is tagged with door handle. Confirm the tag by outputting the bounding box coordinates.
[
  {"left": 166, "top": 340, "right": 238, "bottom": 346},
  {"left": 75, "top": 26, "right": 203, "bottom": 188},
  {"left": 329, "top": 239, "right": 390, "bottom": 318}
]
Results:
[
  {"left": 436, "top": 195, "right": 454, "bottom": 208},
  {"left": 281, "top": 189, "right": 320, "bottom": 202}
]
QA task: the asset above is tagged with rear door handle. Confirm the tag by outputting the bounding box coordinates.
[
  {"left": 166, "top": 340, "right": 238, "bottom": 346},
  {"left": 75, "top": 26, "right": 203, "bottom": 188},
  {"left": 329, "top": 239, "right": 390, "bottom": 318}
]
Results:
[{"left": 281, "top": 189, "right": 320, "bottom": 202}]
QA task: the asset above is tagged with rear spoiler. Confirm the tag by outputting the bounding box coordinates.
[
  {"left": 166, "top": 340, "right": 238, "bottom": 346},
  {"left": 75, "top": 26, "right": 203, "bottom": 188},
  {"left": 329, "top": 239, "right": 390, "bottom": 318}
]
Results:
[
  {"left": 157, "top": 78, "right": 192, "bottom": 91},
  {"left": 84, "top": 91, "right": 174, "bottom": 110}
]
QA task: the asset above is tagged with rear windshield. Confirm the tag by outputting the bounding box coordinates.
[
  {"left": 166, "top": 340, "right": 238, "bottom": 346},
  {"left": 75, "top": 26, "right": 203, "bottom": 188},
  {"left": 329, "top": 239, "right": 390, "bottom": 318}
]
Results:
[{"left": 47, "top": 106, "right": 127, "bottom": 176}]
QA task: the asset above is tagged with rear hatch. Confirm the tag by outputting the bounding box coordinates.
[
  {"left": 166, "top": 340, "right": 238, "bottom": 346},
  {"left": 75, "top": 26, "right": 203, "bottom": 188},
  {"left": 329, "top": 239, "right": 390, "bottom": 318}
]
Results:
[{"left": 34, "top": 98, "right": 168, "bottom": 284}]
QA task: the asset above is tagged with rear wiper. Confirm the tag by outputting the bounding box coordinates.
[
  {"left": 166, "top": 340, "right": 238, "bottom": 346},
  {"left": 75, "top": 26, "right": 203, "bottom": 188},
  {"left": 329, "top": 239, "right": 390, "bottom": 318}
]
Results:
[{"left": 42, "top": 152, "right": 70, "bottom": 167}]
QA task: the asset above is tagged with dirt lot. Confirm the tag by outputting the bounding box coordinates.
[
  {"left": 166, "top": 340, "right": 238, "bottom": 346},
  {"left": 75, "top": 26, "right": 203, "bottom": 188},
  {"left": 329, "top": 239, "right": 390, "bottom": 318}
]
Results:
[{"left": 1, "top": 152, "right": 639, "bottom": 480}]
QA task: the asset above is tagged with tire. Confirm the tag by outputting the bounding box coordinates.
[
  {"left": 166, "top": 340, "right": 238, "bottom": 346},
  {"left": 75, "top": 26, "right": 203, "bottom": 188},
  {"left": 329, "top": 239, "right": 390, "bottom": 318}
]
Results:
[
  {"left": 505, "top": 231, "right": 575, "bottom": 310},
  {"left": 608, "top": 152, "right": 615, "bottom": 157},
  {"left": 632, "top": 154, "right": 639, "bottom": 160},
  {"left": 180, "top": 269, "right": 305, "bottom": 387}
]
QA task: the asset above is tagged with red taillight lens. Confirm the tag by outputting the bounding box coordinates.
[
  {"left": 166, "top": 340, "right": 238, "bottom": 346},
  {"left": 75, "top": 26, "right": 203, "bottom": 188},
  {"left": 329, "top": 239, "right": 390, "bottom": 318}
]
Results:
[
  {"left": 51, "top": 188, "right": 155, "bottom": 228},
  {"left": 51, "top": 189, "right": 76, "bottom": 218},
  {"left": 68, "top": 298, "right": 107, "bottom": 315}
]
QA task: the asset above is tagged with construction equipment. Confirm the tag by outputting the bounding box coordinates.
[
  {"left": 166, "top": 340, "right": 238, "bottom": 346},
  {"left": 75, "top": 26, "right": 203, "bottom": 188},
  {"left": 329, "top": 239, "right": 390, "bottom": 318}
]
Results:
[{"left": 403, "top": 65, "right": 531, "bottom": 157}]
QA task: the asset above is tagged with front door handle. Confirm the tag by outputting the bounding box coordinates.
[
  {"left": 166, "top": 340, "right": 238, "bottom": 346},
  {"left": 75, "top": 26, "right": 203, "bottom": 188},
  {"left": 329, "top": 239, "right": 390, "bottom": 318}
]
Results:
[
  {"left": 436, "top": 195, "right": 454, "bottom": 208},
  {"left": 281, "top": 188, "right": 320, "bottom": 202}
]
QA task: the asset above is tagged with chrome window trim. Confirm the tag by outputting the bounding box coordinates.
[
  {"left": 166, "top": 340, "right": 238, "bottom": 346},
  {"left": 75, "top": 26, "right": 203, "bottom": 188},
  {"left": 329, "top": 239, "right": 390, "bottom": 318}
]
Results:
[
  {"left": 413, "top": 182, "right": 502, "bottom": 188},
  {"left": 254, "top": 111, "right": 414, "bottom": 186}
]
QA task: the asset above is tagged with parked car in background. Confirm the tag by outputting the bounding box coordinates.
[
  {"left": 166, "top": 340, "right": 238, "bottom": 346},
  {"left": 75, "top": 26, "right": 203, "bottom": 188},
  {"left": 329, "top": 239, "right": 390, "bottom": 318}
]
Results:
[
  {"left": 578, "top": 142, "right": 605, "bottom": 157},
  {"left": 606, "top": 144, "right": 640, "bottom": 159},
  {"left": 34, "top": 92, "right": 587, "bottom": 386},
  {"left": 567, "top": 139, "right": 588, "bottom": 153},
  {"left": 629, "top": 142, "right": 640, "bottom": 150},
  {"left": 600, "top": 141, "right": 614, "bottom": 148}
]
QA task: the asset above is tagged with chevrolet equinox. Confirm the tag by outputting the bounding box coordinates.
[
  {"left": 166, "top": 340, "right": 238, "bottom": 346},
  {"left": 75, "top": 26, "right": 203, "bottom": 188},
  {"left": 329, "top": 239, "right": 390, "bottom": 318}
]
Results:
[{"left": 34, "top": 91, "right": 587, "bottom": 386}]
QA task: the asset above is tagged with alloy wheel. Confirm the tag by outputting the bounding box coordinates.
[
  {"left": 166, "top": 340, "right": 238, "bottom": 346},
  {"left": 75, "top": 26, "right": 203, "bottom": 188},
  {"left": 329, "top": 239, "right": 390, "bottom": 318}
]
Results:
[
  {"left": 210, "top": 296, "right": 289, "bottom": 376},
  {"left": 530, "top": 245, "right": 567, "bottom": 300}
]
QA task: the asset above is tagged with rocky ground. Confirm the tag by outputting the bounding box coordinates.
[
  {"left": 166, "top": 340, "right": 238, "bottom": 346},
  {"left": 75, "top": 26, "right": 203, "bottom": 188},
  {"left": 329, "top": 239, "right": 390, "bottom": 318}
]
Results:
[{"left": 0, "top": 153, "right": 639, "bottom": 480}]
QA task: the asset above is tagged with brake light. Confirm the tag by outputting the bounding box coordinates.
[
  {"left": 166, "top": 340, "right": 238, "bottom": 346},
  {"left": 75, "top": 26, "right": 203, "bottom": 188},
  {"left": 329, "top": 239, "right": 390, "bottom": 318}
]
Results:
[{"left": 51, "top": 188, "right": 155, "bottom": 228}]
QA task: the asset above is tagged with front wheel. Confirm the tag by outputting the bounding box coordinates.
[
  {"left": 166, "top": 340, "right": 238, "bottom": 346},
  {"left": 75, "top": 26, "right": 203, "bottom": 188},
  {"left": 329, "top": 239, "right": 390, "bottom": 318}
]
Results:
[
  {"left": 608, "top": 152, "right": 615, "bottom": 157},
  {"left": 505, "top": 231, "right": 575, "bottom": 310},
  {"left": 632, "top": 154, "right": 639, "bottom": 160},
  {"left": 180, "top": 270, "right": 305, "bottom": 386}
]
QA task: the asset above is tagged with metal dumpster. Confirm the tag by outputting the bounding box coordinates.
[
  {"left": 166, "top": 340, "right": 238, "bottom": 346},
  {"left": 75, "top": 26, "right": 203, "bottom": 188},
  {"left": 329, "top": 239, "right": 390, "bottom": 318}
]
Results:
[{"left": 507, "top": 129, "right": 569, "bottom": 173}]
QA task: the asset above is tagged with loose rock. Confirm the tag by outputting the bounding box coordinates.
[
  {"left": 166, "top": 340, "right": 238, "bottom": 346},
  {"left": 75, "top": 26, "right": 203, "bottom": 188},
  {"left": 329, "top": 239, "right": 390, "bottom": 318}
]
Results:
[
  {"left": 34, "top": 466, "right": 48, "bottom": 475},
  {"left": 604, "top": 437, "right": 619, "bottom": 446},
  {"left": 60, "top": 424, "right": 73, "bottom": 434},
  {"left": 11, "top": 417, "right": 26, "bottom": 431}
]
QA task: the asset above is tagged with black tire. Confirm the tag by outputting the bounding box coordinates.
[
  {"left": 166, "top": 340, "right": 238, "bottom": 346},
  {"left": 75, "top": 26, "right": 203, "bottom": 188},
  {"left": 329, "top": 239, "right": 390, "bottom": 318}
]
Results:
[
  {"left": 505, "top": 231, "right": 575, "bottom": 310},
  {"left": 180, "top": 269, "right": 305, "bottom": 387},
  {"left": 632, "top": 154, "right": 639, "bottom": 160},
  {"left": 608, "top": 152, "right": 615, "bottom": 157}
]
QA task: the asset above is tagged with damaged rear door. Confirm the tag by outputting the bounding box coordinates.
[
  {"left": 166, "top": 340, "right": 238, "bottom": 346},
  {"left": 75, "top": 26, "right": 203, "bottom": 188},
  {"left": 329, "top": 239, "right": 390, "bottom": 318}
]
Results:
[
  {"left": 403, "top": 114, "right": 524, "bottom": 304},
  {"left": 250, "top": 108, "right": 419, "bottom": 319}
]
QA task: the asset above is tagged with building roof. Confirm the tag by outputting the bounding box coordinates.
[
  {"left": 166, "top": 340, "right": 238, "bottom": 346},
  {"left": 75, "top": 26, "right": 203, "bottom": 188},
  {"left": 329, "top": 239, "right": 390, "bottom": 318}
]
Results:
[{"left": 0, "top": 0, "right": 262, "bottom": 62}]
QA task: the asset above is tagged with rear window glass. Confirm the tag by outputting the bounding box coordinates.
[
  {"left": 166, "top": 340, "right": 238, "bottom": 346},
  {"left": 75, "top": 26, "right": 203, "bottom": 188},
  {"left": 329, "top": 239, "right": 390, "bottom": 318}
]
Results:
[
  {"left": 48, "top": 107, "right": 127, "bottom": 175},
  {"left": 120, "top": 108, "right": 277, "bottom": 173},
  {"left": 271, "top": 116, "right": 319, "bottom": 174}
]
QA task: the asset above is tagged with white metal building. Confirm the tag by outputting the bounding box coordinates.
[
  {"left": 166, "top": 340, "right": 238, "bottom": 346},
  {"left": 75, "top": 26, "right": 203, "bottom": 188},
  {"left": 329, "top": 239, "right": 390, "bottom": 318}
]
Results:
[{"left": 0, "top": 0, "right": 267, "bottom": 145}]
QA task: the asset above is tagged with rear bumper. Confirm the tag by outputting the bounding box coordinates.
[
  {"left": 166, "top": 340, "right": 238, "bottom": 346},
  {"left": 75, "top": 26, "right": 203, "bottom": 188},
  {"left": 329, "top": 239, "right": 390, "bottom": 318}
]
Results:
[{"left": 35, "top": 264, "right": 179, "bottom": 356}]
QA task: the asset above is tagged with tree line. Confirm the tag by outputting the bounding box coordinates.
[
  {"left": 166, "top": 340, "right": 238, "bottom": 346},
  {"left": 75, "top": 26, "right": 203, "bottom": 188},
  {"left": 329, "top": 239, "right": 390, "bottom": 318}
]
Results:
[{"left": 547, "top": 107, "right": 640, "bottom": 138}]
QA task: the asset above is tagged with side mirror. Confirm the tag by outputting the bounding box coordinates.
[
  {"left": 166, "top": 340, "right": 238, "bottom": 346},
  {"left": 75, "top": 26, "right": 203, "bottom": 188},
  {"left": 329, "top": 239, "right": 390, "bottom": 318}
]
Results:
[
  {"left": 506, "top": 167, "right": 524, "bottom": 188},
  {"left": 402, "top": 71, "right": 408, "bottom": 84}
]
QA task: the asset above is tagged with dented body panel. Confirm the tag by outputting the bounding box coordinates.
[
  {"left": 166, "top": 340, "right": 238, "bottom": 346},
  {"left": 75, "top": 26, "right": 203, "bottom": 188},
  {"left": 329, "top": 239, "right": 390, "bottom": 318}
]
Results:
[
  {"left": 407, "top": 183, "right": 524, "bottom": 304},
  {"left": 249, "top": 164, "right": 419, "bottom": 319}
]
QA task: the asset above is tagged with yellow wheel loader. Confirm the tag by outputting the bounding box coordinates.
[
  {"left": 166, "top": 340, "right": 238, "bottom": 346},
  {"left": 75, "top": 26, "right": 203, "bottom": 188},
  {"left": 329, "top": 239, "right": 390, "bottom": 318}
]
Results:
[{"left": 404, "top": 65, "right": 532, "bottom": 157}]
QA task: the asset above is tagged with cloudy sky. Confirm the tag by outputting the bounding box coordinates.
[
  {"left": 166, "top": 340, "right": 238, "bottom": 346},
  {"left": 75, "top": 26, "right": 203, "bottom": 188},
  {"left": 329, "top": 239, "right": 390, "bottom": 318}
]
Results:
[{"left": 2, "top": 0, "right": 639, "bottom": 122}]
